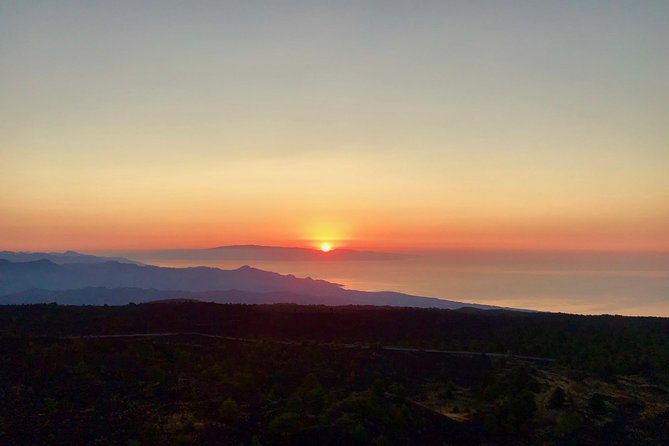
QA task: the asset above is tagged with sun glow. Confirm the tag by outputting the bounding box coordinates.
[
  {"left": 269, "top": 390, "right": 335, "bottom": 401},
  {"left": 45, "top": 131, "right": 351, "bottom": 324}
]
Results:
[{"left": 320, "top": 242, "right": 332, "bottom": 253}]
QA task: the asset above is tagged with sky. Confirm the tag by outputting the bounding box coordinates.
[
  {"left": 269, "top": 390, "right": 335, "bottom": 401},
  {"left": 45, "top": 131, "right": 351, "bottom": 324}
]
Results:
[{"left": 1, "top": 1, "right": 668, "bottom": 252}]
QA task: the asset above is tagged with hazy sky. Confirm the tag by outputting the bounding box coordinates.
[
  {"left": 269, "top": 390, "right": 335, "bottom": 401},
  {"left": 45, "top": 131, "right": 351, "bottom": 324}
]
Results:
[{"left": 1, "top": 1, "right": 668, "bottom": 251}]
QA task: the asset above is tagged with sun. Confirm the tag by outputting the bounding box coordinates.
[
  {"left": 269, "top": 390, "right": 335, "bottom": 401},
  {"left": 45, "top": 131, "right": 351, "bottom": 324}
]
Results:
[{"left": 320, "top": 242, "right": 332, "bottom": 253}]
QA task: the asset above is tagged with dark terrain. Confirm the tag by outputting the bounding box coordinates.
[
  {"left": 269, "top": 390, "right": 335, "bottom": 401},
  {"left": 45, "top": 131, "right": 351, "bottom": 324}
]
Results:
[{"left": 1, "top": 303, "right": 668, "bottom": 445}]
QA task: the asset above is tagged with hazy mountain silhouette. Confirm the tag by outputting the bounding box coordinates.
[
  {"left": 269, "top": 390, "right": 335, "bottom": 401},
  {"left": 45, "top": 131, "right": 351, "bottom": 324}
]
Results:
[
  {"left": 0, "top": 287, "right": 508, "bottom": 310},
  {"left": 0, "top": 250, "right": 140, "bottom": 265},
  {"left": 0, "top": 287, "right": 174, "bottom": 305},
  {"left": 0, "top": 260, "right": 341, "bottom": 296},
  {"left": 118, "top": 245, "right": 410, "bottom": 262},
  {"left": 0, "top": 259, "right": 509, "bottom": 310}
]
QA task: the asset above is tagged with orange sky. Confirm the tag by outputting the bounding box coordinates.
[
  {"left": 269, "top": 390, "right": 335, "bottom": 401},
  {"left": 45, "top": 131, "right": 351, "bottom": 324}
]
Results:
[
  {"left": 1, "top": 2, "right": 668, "bottom": 253},
  {"left": 2, "top": 134, "right": 668, "bottom": 252}
]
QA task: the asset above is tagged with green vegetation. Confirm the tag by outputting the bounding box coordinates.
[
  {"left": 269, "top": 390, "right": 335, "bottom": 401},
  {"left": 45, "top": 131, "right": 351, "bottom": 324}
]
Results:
[{"left": 0, "top": 302, "right": 668, "bottom": 445}]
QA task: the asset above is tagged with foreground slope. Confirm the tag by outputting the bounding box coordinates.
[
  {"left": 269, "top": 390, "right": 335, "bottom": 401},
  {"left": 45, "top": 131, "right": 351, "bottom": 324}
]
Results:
[{"left": 1, "top": 303, "right": 668, "bottom": 445}]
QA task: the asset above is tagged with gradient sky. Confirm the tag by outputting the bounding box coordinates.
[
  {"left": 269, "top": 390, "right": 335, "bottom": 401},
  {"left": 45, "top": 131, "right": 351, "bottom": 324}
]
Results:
[{"left": 1, "top": 1, "right": 668, "bottom": 251}]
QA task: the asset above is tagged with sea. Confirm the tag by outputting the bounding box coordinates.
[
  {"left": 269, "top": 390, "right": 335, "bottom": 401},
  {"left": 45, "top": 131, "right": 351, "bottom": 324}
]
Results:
[{"left": 131, "top": 250, "right": 669, "bottom": 317}]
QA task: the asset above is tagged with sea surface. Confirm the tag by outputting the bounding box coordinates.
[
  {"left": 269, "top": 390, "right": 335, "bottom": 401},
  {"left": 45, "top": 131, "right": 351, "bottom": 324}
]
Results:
[{"left": 134, "top": 251, "right": 668, "bottom": 316}]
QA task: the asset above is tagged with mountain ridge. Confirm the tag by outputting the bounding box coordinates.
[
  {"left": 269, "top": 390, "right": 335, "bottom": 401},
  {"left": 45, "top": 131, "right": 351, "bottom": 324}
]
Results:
[
  {"left": 0, "top": 286, "right": 513, "bottom": 310},
  {"left": 110, "top": 244, "right": 410, "bottom": 262},
  {"left": 0, "top": 250, "right": 141, "bottom": 265},
  {"left": 0, "top": 259, "right": 516, "bottom": 311}
]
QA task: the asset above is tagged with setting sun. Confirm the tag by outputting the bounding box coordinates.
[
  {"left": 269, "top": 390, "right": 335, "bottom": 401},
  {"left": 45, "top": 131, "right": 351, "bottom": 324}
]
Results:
[{"left": 1, "top": 3, "right": 669, "bottom": 443}]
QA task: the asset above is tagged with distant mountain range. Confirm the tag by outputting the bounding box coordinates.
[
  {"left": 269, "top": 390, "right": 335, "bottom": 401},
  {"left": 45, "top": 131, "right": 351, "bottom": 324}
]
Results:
[
  {"left": 0, "top": 254, "right": 513, "bottom": 310},
  {"left": 112, "top": 245, "right": 410, "bottom": 262},
  {"left": 0, "top": 259, "right": 341, "bottom": 296},
  {"left": 0, "top": 286, "right": 504, "bottom": 309},
  {"left": 0, "top": 250, "right": 140, "bottom": 265}
]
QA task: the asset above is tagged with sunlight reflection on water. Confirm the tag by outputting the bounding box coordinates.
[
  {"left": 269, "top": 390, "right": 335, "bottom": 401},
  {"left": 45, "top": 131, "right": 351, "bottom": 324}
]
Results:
[{"left": 135, "top": 252, "right": 669, "bottom": 316}]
